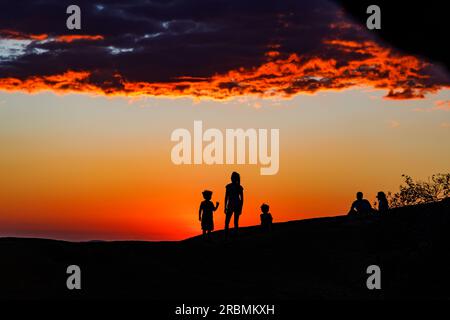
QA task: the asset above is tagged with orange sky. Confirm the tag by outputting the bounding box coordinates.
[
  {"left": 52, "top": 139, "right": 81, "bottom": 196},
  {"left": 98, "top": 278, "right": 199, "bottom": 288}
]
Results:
[
  {"left": 1, "top": 88, "right": 449, "bottom": 240},
  {"left": 0, "top": 0, "right": 449, "bottom": 241}
]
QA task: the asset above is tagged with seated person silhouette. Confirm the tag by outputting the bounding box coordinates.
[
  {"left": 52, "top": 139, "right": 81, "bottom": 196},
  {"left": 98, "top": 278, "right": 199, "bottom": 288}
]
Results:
[
  {"left": 348, "top": 192, "right": 373, "bottom": 216},
  {"left": 376, "top": 191, "right": 389, "bottom": 213},
  {"left": 260, "top": 203, "right": 273, "bottom": 231},
  {"left": 198, "top": 190, "right": 219, "bottom": 239}
]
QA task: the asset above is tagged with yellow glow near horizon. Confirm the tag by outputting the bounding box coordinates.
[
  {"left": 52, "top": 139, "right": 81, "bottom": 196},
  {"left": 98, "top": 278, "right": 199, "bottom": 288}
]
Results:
[{"left": 0, "top": 88, "right": 449, "bottom": 240}]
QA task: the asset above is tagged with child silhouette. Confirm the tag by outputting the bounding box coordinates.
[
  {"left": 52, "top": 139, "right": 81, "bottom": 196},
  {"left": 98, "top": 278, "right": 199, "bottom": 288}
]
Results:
[
  {"left": 199, "top": 190, "right": 219, "bottom": 239},
  {"left": 260, "top": 203, "right": 273, "bottom": 232}
]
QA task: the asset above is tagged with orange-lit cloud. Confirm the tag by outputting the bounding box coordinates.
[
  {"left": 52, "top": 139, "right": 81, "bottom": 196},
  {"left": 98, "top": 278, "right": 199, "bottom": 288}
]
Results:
[
  {"left": 0, "top": 39, "right": 446, "bottom": 100},
  {"left": 0, "top": 29, "right": 48, "bottom": 40},
  {"left": 55, "top": 35, "right": 104, "bottom": 43},
  {"left": 0, "top": 30, "right": 103, "bottom": 43},
  {"left": 414, "top": 100, "right": 450, "bottom": 112},
  {"left": 389, "top": 120, "right": 401, "bottom": 128},
  {"left": 0, "top": 71, "right": 97, "bottom": 94},
  {"left": 434, "top": 100, "right": 450, "bottom": 111}
]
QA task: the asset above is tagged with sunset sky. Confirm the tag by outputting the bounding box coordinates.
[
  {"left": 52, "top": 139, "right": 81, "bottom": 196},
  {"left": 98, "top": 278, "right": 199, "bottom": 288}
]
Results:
[{"left": 0, "top": 0, "right": 449, "bottom": 240}]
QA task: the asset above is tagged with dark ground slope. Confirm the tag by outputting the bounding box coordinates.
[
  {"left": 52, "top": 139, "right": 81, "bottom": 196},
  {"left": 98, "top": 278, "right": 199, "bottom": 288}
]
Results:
[{"left": 1, "top": 199, "right": 449, "bottom": 300}]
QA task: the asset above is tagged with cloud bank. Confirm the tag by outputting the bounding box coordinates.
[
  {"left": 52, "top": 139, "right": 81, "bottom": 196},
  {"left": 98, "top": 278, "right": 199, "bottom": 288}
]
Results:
[{"left": 0, "top": 0, "right": 448, "bottom": 99}]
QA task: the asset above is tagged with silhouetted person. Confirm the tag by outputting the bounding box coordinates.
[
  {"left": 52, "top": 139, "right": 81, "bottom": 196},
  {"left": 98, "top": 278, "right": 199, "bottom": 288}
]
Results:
[
  {"left": 224, "top": 172, "right": 244, "bottom": 237},
  {"left": 376, "top": 191, "right": 389, "bottom": 213},
  {"left": 260, "top": 203, "right": 273, "bottom": 232},
  {"left": 348, "top": 192, "right": 373, "bottom": 216},
  {"left": 199, "top": 190, "right": 219, "bottom": 240}
]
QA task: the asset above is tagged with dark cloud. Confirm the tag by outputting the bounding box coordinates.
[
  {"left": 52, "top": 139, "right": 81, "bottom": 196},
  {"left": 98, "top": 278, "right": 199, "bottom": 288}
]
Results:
[
  {"left": 337, "top": 0, "right": 449, "bottom": 70},
  {"left": 0, "top": 0, "right": 448, "bottom": 99}
]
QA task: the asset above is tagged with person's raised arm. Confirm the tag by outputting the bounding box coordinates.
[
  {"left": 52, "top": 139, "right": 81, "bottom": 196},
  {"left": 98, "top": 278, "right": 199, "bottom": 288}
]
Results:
[
  {"left": 214, "top": 202, "right": 219, "bottom": 211},
  {"left": 348, "top": 201, "right": 355, "bottom": 215}
]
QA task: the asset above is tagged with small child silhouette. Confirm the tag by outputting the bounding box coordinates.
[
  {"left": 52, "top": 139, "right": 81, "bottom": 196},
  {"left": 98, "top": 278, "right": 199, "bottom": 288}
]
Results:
[
  {"left": 199, "top": 190, "right": 219, "bottom": 239},
  {"left": 260, "top": 203, "right": 273, "bottom": 232}
]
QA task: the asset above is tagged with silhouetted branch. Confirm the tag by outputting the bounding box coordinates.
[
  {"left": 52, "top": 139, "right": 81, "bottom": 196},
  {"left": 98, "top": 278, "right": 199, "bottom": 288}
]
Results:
[{"left": 388, "top": 173, "right": 450, "bottom": 208}]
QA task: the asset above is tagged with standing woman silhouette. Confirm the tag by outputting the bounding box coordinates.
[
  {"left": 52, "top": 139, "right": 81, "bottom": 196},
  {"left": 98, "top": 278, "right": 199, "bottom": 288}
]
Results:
[{"left": 224, "top": 172, "right": 244, "bottom": 237}]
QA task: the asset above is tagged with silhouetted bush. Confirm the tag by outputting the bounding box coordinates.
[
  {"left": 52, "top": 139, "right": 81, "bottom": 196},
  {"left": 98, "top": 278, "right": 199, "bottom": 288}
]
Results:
[{"left": 388, "top": 173, "right": 450, "bottom": 208}]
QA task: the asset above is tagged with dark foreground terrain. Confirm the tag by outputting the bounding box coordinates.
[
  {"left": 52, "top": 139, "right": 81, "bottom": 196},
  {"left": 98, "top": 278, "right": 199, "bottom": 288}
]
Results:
[{"left": 1, "top": 200, "right": 449, "bottom": 300}]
